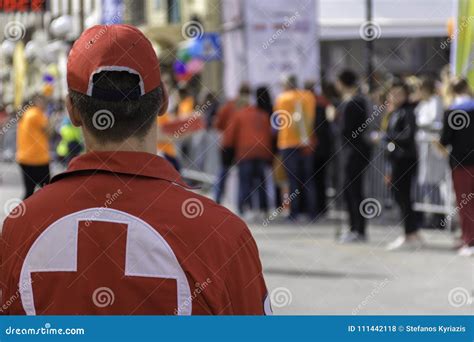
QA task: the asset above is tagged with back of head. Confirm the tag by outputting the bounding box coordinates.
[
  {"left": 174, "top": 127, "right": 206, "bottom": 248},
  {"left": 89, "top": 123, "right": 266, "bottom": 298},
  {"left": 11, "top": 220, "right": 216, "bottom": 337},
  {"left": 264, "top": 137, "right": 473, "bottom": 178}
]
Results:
[
  {"left": 256, "top": 86, "right": 273, "bottom": 114},
  {"left": 337, "top": 69, "right": 358, "bottom": 88},
  {"left": 236, "top": 83, "right": 251, "bottom": 108},
  {"left": 451, "top": 78, "right": 470, "bottom": 96},
  {"left": 304, "top": 81, "right": 316, "bottom": 92},
  {"left": 31, "top": 94, "right": 47, "bottom": 110},
  {"left": 66, "top": 24, "right": 167, "bottom": 146},
  {"left": 420, "top": 77, "right": 436, "bottom": 96},
  {"left": 283, "top": 75, "right": 298, "bottom": 90},
  {"left": 69, "top": 71, "right": 164, "bottom": 143}
]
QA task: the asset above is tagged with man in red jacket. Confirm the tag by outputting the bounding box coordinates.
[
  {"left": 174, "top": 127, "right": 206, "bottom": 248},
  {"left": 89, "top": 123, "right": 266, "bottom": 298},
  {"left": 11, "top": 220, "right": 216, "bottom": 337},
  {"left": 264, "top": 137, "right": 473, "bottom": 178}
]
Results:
[
  {"left": 224, "top": 86, "right": 273, "bottom": 218},
  {"left": 0, "top": 24, "right": 270, "bottom": 315}
]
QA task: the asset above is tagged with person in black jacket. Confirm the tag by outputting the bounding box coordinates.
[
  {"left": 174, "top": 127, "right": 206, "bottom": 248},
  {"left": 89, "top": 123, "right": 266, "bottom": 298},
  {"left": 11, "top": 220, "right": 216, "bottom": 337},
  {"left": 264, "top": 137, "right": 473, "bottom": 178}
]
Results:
[
  {"left": 336, "top": 70, "right": 372, "bottom": 243},
  {"left": 440, "top": 78, "right": 474, "bottom": 256},
  {"left": 384, "top": 81, "right": 423, "bottom": 251},
  {"left": 305, "top": 81, "right": 334, "bottom": 218}
]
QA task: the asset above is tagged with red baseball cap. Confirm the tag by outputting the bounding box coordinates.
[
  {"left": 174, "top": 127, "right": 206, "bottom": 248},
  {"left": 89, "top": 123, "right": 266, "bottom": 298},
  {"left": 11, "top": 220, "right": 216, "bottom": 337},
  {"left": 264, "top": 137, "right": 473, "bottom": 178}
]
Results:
[{"left": 67, "top": 24, "right": 162, "bottom": 100}]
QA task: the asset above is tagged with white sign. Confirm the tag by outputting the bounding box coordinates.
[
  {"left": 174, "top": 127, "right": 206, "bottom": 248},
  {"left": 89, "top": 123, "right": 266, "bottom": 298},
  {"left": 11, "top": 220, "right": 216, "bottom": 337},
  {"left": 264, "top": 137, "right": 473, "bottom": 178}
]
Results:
[{"left": 243, "top": 0, "right": 319, "bottom": 94}]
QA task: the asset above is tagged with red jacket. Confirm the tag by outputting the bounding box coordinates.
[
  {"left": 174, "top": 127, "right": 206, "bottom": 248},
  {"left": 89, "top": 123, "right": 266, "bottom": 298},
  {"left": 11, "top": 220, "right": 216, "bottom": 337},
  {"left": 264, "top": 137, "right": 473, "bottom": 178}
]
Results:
[
  {"left": 213, "top": 100, "right": 236, "bottom": 148},
  {"left": 0, "top": 151, "right": 269, "bottom": 315},
  {"left": 224, "top": 106, "right": 273, "bottom": 162}
]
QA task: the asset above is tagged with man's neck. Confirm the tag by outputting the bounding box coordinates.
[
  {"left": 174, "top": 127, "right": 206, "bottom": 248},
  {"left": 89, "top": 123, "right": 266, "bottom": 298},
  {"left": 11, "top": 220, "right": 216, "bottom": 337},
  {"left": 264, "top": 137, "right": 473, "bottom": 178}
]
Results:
[
  {"left": 342, "top": 88, "right": 358, "bottom": 101},
  {"left": 84, "top": 131, "right": 157, "bottom": 155},
  {"left": 85, "top": 144, "right": 155, "bottom": 155}
]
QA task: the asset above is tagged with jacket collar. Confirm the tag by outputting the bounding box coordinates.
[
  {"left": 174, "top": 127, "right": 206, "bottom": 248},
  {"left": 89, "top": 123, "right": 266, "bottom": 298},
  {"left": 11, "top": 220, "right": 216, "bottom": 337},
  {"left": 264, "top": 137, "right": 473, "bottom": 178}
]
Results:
[{"left": 51, "top": 151, "right": 191, "bottom": 188}]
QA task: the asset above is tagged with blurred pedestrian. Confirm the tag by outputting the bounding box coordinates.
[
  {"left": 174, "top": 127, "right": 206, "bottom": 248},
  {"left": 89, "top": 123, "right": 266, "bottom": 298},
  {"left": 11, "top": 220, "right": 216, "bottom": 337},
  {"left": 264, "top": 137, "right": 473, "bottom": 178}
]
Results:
[
  {"left": 384, "top": 81, "right": 422, "bottom": 250},
  {"left": 256, "top": 86, "right": 274, "bottom": 118},
  {"left": 274, "top": 75, "right": 317, "bottom": 221},
  {"left": 305, "top": 81, "right": 334, "bottom": 218},
  {"left": 16, "top": 95, "right": 52, "bottom": 199},
  {"left": 225, "top": 86, "right": 272, "bottom": 220},
  {"left": 56, "top": 100, "right": 83, "bottom": 166},
  {"left": 201, "top": 91, "right": 220, "bottom": 129},
  {"left": 450, "top": 77, "right": 472, "bottom": 106},
  {"left": 212, "top": 84, "right": 249, "bottom": 204},
  {"left": 157, "top": 112, "right": 180, "bottom": 171},
  {"left": 256, "top": 86, "right": 280, "bottom": 208},
  {"left": 177, "top": 84, "right": 195, "bottom": 119},
  {"left": 440, "top": 78, "right": 474, "bottom": 256},
  {"left": 176, "top": 84, "right": 196, "bottom": 167},
  {"left": 335, "top": 70, "right": 372, "bottom": 243},
  {"left": 414, "top": 77, "right": 445, "bottom": 228}
]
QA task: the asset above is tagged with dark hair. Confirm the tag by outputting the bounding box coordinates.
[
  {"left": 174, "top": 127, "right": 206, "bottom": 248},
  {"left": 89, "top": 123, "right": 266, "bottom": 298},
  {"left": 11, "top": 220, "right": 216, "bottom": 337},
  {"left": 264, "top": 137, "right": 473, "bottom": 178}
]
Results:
[
  {"left": 256, "top": 86, "right": 273, "bottom": 115},
  {"left": 239, "top": 83, "right": 251, "bottom": 96},
  {"left": 69, "top": 71, "right": 164, "bottom": 143},
  {"left": 338, "top": 69, "right": 358, "bottom": 88},
  {"left": 390, "top": 79, "right": 410, "bottom": 98},
  {"left": 420, "top": 77, "right": 436, "bottom": 95},
  {"left": 304, "top": 81, "right": 316, "bottom": 92},
  {"left": 451, "top": 78, "right": 470, "bottom": 95},
  {"left": 284, "top": 75, "right": 298, "bottom": 89}
]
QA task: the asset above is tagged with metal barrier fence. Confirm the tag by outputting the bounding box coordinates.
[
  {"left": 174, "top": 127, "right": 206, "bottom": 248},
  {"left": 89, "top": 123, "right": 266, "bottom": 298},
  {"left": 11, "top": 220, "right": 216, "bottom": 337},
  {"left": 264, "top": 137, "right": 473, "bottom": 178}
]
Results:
[{"left": 364, "top": 132, "right": 456, "bottom": 230}]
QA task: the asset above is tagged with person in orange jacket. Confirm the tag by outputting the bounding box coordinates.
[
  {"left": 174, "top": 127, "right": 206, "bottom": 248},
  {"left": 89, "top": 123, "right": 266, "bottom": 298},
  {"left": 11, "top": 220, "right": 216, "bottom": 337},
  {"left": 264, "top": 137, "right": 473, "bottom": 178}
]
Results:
[{"left": 274, "top": 75, "right": 317, "bottom": 221}]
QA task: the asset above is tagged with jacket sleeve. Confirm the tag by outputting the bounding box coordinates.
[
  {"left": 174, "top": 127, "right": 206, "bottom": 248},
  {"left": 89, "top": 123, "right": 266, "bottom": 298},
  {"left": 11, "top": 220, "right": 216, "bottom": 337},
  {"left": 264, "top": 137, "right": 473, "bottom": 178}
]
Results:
[
  {"left": 387, "top": 108, "right": 416, "bottom": 147},
  {"left": 342, "top": 100, "right": 365, "bottom": 142},
  {"left": 213, "top": 103, "right": 231, "bottom": 131}
]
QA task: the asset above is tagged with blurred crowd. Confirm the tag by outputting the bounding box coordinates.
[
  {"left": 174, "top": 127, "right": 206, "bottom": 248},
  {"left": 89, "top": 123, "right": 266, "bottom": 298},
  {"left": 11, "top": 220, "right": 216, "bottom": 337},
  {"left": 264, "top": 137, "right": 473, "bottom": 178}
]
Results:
[{"left": 1, "top": 65, "right": 474, "bottom": 255}]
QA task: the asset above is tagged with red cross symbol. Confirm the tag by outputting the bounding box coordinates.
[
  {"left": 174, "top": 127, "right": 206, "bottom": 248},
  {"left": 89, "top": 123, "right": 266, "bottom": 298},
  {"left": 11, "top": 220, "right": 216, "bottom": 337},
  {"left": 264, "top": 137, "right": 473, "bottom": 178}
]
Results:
[{"left": 30, "top": 220, "right": 178, "bottom": 314}]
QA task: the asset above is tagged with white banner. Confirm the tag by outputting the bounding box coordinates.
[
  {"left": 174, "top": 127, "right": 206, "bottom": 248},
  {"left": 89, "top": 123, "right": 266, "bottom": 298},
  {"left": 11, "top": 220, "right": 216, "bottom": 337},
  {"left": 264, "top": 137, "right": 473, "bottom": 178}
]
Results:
[
  {"left": 221, "top": 0, "right": 247, "bottom": 99},
  {"left": 243, "top": 0, "right": 319, "bottom": 96}
]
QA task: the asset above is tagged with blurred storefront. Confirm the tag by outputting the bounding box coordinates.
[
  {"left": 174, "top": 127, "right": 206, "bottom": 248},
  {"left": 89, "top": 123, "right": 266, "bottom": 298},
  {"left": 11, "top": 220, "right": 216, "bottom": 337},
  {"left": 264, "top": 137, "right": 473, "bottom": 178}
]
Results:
[
  {"left": 0, "top": 0, "right": 104, "bottom": 106},
  {"left": 137, "top": 0, "right": 223, "bottom": 95},
  {"left": 318, "top": 0, "right": 453, "bottom": 83},
  {"left": 0, "top": 0, "right": 457, "bottom": 105}
]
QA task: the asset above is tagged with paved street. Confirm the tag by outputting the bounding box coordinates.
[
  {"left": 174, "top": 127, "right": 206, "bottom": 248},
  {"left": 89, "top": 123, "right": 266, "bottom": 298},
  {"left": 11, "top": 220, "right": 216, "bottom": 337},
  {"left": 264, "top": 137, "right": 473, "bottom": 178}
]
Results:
[{"left": 1, "top": 162, "right": 472, "bottom": 315}]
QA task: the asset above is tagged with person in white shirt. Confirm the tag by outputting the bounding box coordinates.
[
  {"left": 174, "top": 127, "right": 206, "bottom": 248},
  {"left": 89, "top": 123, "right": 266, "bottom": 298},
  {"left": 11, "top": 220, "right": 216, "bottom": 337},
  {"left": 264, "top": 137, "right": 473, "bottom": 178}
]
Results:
[{"left": 414, "top": 78, "right": 447, "bottom": 229}]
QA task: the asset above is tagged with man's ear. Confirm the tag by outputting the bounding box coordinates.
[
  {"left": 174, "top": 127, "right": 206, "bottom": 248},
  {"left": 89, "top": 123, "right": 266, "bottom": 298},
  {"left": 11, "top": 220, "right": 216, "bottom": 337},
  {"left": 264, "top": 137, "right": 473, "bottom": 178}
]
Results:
[
  {"left": 66, "top": 94, "right": 83, "bottom": 127},
  {"left": 158, "top": 85, "right": 169, "bottom": 117}
]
